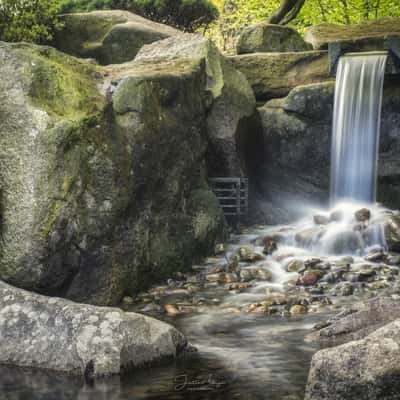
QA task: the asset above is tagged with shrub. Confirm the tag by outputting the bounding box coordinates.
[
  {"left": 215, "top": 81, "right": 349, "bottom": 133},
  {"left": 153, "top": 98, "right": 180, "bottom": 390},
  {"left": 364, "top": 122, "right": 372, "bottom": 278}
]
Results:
[{"left": 0, "top": 0, "right": 64, "bottom": 44}]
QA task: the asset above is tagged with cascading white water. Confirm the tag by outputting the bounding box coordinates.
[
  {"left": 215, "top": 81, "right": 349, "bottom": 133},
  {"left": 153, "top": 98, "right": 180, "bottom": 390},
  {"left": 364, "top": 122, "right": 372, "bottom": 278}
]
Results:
[{"left": 330, "top": 52, "right": 387, "bottom": 204}]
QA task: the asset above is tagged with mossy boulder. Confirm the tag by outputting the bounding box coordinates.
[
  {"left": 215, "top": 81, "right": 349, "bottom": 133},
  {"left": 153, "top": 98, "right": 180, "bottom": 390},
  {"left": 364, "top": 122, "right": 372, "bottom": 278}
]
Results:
[
  {"left": 53, "top": 10, "right": 180, "bottom": 65},
  {"left": 305, "top": 17, "right": 400, "bottom": 50},
  {"left": 133, "top": 33, "right": 257, "bottom": 177},
  {"left": 237, "top": 23, "right": 312, "bottom": 54},
  {"left": 0, "top": 41, "right": 226, "bottom": 305},
  {"left": 229, "top": 51, "right": 331, "bottom": 101}
]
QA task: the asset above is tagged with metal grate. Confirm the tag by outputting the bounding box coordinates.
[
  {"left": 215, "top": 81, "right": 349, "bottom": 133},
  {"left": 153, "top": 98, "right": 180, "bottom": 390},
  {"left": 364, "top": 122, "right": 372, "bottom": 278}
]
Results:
[{"left": 209, "top": 177, "right": 248, "bottom": 217}]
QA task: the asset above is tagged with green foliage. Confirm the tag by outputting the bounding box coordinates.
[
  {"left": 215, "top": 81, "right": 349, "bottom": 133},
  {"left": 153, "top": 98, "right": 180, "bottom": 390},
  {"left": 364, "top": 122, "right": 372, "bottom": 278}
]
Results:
[
  {"left": 0, "top": 0, "right": 64, "bottom": 44},
  {"left": 294, "top": 0, "right": 400, "bottom": 31},
  {"left": 208, "top": 0, "right": 400, "bottom": 51},
  {"left": 60, "top": 0, "right": 219, "bottom": 31}
]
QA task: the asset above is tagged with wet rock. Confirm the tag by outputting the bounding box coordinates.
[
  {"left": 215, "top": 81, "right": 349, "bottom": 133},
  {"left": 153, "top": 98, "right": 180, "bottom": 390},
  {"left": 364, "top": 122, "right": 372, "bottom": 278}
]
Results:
[
  {"left": 239, "top": 269, "right": 253, "bottom": 282},
  {"left": 226, "top": 256, "right": 240, "bottom": 273},
  {"left": 354, "top": 207, "right": 371, "bottom": 222},
  {"left": 164, "top": 304, "right": 181, "bottom": 316},
  {"left": 305, "top": 319, "right": 400, "bottom": 400},
  {"left": 122, "top": 296, "right": 134, "bottom": 305},
  {"left": 141, "top": 302, "right": 163, "bottom": 313},
  {"left": 384, "top": 213, "right": 400, "bottom": 252},
  {"left": 205, "top": 273, "right": 223, "bottom": 282},
  {"left": 0, "top": 281, "right": 186, "bottom": 376},
  {"left": 290, "top": 305, "right": 308, "bottom": 315},
  {"left": 239, "top": 247, "right": 265, "bottom": 262},
  {"left": 367, "top": 280, "right": 389, "bottom": 290},
  {"left": 214, "top": 243, "right": 225, "bottom": 255},
  {"left": 298, "top": 271, "right": 322, "bottom": 286},
  {"left": 225, "top": 282, "right": 251, "bottom": 291},
  {"left": 387, "top": 254, "right": 400, "bottom": 265},
  {"left": 222, "top": 273, "right": 239, "bottom": 283},
  {"left": 304, "top": 258, "right": 323, "bottom": 269},
  {"left": 313, "top": 215, "right": 329, "bottom": 225},
  {"left": 286, "top": 259, "right": 304, "bottom": 272},
  {"left": 364, "top": 251, "right": 385, "bottom": 262},
  {"left": 319, "top": 271, "right": 339, "bottom": 284},
  {"left": 332, "top": 282, "right": 354, "bottom": 296},
  {"left": 209, "top": 265, "right": 225, "bottom": 274},
  {"left": 262, "top": 238, "right": 278, "bottom": 255}
]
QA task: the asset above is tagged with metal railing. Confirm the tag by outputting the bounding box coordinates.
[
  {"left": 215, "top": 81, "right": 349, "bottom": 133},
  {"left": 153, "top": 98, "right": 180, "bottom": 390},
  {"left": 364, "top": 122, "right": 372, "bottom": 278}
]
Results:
[{"left": 209, "top": 177, "right": 248, "bottom": 218}]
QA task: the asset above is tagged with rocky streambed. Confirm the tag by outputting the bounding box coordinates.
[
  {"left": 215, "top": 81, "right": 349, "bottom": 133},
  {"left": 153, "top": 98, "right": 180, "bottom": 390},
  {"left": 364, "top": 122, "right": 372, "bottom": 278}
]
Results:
[{"left": 3, "top": 202, "right": 400, "bottom": 400}]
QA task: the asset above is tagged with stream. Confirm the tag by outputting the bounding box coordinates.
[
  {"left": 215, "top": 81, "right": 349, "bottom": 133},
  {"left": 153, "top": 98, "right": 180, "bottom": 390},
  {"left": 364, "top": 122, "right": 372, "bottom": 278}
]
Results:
[{"left": 2, "top": 201, "right": 397, "bottom": 400}]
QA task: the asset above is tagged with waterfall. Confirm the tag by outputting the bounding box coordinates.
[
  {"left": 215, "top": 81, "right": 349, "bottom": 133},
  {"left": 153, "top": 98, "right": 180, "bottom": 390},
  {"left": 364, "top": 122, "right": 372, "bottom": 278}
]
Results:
[{"left": 330, "top": 52, "right": 387, "bottom": 204}]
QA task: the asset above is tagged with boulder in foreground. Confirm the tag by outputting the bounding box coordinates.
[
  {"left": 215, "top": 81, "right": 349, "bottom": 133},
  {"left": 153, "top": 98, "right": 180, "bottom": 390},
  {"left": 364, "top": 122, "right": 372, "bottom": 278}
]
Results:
[
  {"left": 0, "top": 281, "right": 186, "bottom": 376},
  {"left": 305, "top": 319, "right": 400, "bottom": 400}
]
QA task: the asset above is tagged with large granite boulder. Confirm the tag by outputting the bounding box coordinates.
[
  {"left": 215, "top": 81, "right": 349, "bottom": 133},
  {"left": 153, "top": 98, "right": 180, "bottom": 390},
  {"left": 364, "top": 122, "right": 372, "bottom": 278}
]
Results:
[
  {"left": 0, "top": 40, "right": 226, "bottom": 305},
  {"left": 132, "top": 34, "right": 257, "bottom": 177},
  {"left": 305, "top": 319, "right": 400, "bottom": 400},
  {"left": 0, "top": 281, "right": 186, "bottom": 376},
  {"left": 306, "top": 297, "right": 400, "bottom": 347},
  {"left": 257, "top": 76, "right": 400, "bottom": 223},
  {"left": 305, "top": 17, "right": 400, "bottom": 50},
  {"left": 53, "top": 10, "right": 180, "bottom": 65},
  {"left": 230, "top": 51, "right": 331, "bottom": 101},
  {"left": 237, "top": 23, "right": 311, "bottom": 54}
]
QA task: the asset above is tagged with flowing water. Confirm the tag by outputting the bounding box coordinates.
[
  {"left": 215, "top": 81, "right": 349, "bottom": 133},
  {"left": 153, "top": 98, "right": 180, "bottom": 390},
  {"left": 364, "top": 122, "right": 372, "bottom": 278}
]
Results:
[
  {"left": 0, "top": 53, "right": 394, "bottom": 400},
  {"left": 330, "top": 52, "right": 387, "bottom": 204}
]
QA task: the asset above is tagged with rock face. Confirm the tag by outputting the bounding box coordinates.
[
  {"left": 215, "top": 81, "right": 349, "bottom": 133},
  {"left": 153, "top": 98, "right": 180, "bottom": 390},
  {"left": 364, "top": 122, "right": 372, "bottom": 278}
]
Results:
[
  {"left": 0, "top": 281, "right": 186, "bottom": 376},
  {"left": 257, "top": 76, "right": 400, "bottom": 222},
  {"left": 0, "top": 40, "right": 228, "bottom": 305},
  {"left": 230, "top": 51, "right": 331, "bottom": 101},
  {"left": 306, "top": 297, "right": 400, "bottom": 346},
  {"left": 305, "top": 319, "right": 400, "bottom": 400},
  {"left": 237, "top": 23, "right": 311, "bottom": 54},
  {"left": 132, "top": 34, "right": 257, "bottom": 177},
  {"left": 53, "top": 10, "right": 180, "bottom": 65},
  {"left": 257, "top": 82, "right": 334, "bottom": 222},
  {"left": 305, "top": 17, "right": 400, "bottom": 49}
]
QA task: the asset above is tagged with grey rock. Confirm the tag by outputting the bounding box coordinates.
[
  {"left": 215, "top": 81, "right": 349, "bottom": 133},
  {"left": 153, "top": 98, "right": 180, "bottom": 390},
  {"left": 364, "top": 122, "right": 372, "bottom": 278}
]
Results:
[
  {"left": 306, "top": 297, "right": 400, "bottom": 346},
  {"left": 237, "top": 23, "right": 312, "bottom": 54},
  {"left": 304, "top": 18, "right": 400, "bottom": 50},
  {"left": 53, "top": 10, "right": 180, "bottom": 65},
  {"left": 0, "top": 281, "right": 186, "bottom": 376},
  {"left": 134, "top": 33, "right": 257, "bottom": 177},
  {"left": 0, "top": 40, "right": 226, "bottom": 305},
  {"left": 230, "top": 51, "right": 331, "bottom": 101},
  {"left": 305, "top": 319, "right": 400, "bottom": 400}
]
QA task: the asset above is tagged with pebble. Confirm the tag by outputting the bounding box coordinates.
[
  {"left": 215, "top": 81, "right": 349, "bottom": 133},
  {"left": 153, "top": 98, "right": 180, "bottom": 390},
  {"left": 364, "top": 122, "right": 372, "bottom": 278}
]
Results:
[{"left": 290, "top": 305, "right": 308, "bottom": 315}]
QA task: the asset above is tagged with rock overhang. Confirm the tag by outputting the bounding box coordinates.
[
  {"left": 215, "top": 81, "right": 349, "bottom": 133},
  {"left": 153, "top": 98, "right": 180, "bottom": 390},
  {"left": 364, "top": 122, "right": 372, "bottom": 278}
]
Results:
[{"left": 329, "top": 36, "right": 400, "bottom": 75}]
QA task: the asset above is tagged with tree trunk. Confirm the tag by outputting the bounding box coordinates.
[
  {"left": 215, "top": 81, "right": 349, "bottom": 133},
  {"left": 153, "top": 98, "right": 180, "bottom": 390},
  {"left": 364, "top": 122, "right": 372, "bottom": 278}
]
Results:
[{"left": 267, "top": 0, "right": 306, "bottom": 25}]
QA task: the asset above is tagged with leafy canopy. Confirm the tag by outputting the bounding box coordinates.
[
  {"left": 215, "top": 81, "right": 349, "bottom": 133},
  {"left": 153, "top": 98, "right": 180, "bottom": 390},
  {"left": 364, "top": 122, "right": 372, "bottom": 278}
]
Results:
[{"left": 0, "top": 0, "right": 63, "bottom": 43}]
